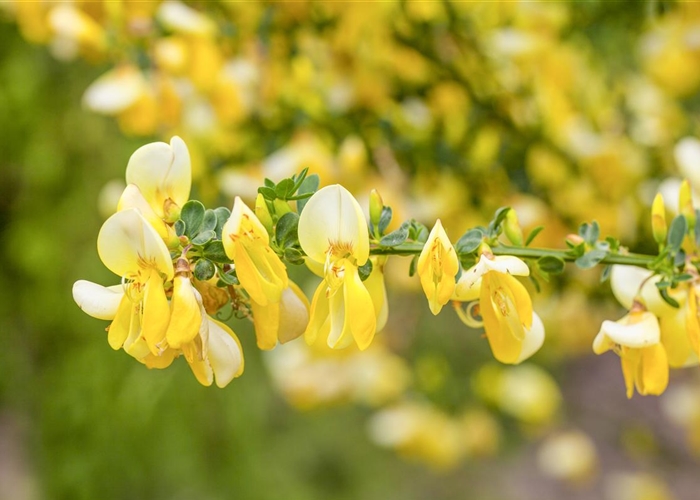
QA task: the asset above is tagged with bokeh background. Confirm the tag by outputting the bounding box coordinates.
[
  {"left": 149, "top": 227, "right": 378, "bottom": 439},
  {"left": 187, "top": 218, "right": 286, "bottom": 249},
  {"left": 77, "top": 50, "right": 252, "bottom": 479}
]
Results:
[{"left": 1, "top": 1, "right": 700, "bottom": 499}]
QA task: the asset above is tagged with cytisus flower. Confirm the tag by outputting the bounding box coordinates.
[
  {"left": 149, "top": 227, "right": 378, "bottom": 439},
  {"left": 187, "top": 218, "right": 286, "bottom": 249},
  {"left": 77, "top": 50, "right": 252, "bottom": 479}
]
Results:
[
  {"left": 298, "top": 184, "right": 376, "bottom": 350},
  {"left": 222, "top": 196, "right": 288, "bottom": 307},
  {"left": 417, "top": 219, "right": 459, "bottom": 315},
  {"left": 453, "top": 254, "right": 543, "bottom": 364},
  {"left": 593, "top": 306, "right": 669, "bottom": 398}
]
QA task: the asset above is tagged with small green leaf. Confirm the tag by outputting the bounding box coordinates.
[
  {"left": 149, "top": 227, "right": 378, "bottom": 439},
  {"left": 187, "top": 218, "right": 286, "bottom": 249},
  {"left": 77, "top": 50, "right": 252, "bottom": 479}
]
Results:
[
  {"left": 579, "top": 221, "right": 600, "bottom": 246},
  {"left": 409, "top": 220, "right": 429, "bottom": 243},
  {"left": 201, "top": 209, "right": 218, "bottom": 233},
  {"left": 525, "top": 226, "right": 544, "bottom": 247},
  {"left": 529, "top": 275, "right": 541, "bottom": 293},
  {"left": 194, "top": 259, "right": 216, "bottom": 281},
  {"left": 296, "top": 173, "right": 320, "bottom": 214},
  {"left": 378, "top": 206, "right": 393, "bottom": 234},
  {"left": 258, "top": 186, "right": 277, "bottom": 201},
  {"left": 674, "top": 249, "right": 687, "bottom": 268},
  {"left": 202, "top": 241, "right": 233, "bottom": 264},
  {"left": 191, "top": 230, "right": 216, "bottom": 246},
  {"left": 657, "top": 286, "right": 680, "bottom": 308},
  {"left": 600, "top": 264, "right": 612, "bottom": 283},
  {"left": 214, "top": 207, "right": 231, "bottom": 239},
  {"left": 276, "top": 212, "right": 300, "bottom": 246},
  {"left": 181, "top": 200, "right": 205, "bottom": 238},
  {"left": 283, "top": 247, "right": 304, "bottom": 265},
  {"left": 217, "top": 269, "right": 238, "bottom": 286},
  {"left": 408, "top": 255, "right": 418, "bottom": 277},
  {"left": 575, "top": 249, "right": 608, "bottom": 269},
  {"left": 275, "top": 178, "right": 296, "bottom": 199},
  {"left": 358, "top": 259, "right": 373, "bottom": 281},
  {"left": 675, "top": 273, "right": 694, "bottom": 282},
  {"left": 536, "top": 255, "right": 565, "bottom": 274},
  {"left": 264, "top": 178, "right": 275, "bottom": 188},
  {"left": 455, "top": 228, "right": 484, "bottom": 255},
  {"left": 291, "top": 167, "right": 309, "bottom": 193},
  {"left": 667, "top": 215, "right": 687, "bottom": 252},
  {"left": 174, "top": 219, "right": 186, "bottom": 237},
  {"left": 379, "top": 222, "right": 409, "bottom": 247}
]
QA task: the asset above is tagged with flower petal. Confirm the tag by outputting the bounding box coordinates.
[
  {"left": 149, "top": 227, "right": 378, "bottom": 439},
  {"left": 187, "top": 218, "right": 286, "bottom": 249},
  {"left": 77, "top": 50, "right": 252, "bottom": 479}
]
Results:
[
  {"left": 278, "top": 281, "right": 310, "bottom": 344},
  {"left": 125, "top": 136, "right": 191, "bottom": 216},
  {"left": 97, "top": 208, "right": 174, "bottom": 280},
  {"left": 304, "top": 280, "right": 330, "bottom": 346},
  {"left": 207, "top": 318, "right": 244, "bottom": 388},
  {"left": 345, "top": 265, "right": 377, "bottom": 350},
  {"left": 141, "top": 272, "right": 171, "bottom": 354},
  {"left": 73, "top": 280, "right": 124, "bottom": 320},
  {"left": 600, "top": 312, "right": 660, "bottom": 348},
  {"left": 165, "top": 276, "right": 202, "bottom": 348},
  {"left": 251, "top": 299, "right": 280, "bottom": 350},
  {"left": 637, "top": 344, "right": 669, "bottom": 396},
  {"left": 516, "top": 312, "right": 545, "bottom": 363},
  {"left": 298, "top": 184, "right": 369, "bottom": 264},
  {"left": 117, "top": 184, "right": 169, "bottom": 239}
]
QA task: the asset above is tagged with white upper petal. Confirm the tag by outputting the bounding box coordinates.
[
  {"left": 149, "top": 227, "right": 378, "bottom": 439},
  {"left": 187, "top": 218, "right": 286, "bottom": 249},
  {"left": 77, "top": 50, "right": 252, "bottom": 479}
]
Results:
[
  {"left": 83, "top": 66, "right": 145, "bottom": 114},
  {"left": 481, "top": 255, "right": 530, "bottom": 276},
  {"left": 207, "top": 319, "right": 244, "bottom": 388},
  {"left": 97, "top": 208, "right": 174, "bottom": 280},
  {"left": 599, "top": 312, "right": 661, "bottom": 348},
  {"left": 610, "top": 265, "right": 684, "bottom": 316},
  {"left": 298, "top": 184, "right": 369, "bottom": 264},
  {"left": 125, "top": 136, "right": 191, "bottom": 215},
  {"left": 72, "top": 280, "right": 124, "bottom": 320},
  {"left": 516, "top": 312, "right": 545, "bottom": 363}
]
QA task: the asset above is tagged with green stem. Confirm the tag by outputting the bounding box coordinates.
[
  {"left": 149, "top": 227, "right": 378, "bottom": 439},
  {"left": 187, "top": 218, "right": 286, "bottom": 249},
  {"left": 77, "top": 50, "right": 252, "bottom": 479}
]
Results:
[{"left": 369, "top": 242, "right": 656, "bottom": 268}]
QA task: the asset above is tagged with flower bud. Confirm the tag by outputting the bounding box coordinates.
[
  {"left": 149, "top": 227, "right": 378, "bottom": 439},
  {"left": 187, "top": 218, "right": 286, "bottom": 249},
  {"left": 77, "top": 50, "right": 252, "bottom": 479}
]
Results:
[
  {"left": 504, "top": 209, "right": 523, "bottom": 246},
  {"left": 679, "top": 179, "right": 696, "bottom": 230},
  {"left": 369, "top": 189, "right": 384, "bottom": 228},
  {"left": 651, "top": 193, "right": 667, "bottom": 246},
  {"left": 273, "top": 198, "right": 292, "bottom": 217},
  {"left": 254, "top": 193, "right": 273, "bottom": 233}
]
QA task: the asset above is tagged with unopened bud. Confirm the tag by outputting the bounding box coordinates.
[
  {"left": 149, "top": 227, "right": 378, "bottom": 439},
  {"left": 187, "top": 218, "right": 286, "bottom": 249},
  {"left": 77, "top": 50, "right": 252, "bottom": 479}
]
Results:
[
  {"left": 651, "top": 193, "right": 667, "bottom": 246},
  {"left": 504, "top": 209, "right": 524, "bottom": 246},
  {"left": 273, "top": 198, "right": 292, "bottom": 217},
  {"left": 566, "top": 234, "right": 584, "bottom": 246},
  {"left": 254, "top": 193, "right": 273, "bottom": 233},
  {"left": 679, "top": 179, "right": 696, "bottom": 230},
  {"left": 369, "top": 189, "right": 384, "bottom": 227}
]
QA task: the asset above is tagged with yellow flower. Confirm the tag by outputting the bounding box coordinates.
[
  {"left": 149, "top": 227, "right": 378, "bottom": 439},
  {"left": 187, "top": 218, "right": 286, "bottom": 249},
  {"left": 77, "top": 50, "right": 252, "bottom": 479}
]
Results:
[
  {"left": 454, "top": 254, "right": 540, "bottom": 364},
  {"left": 124, "top": 135, "right": 191, "bottom": 221},
  {"left": 92, "top": 208, "right": 175, "bottom": 359},
  {"left": 417, "top": 219, "right": 459, "bottom": 315},
  {"left": 298, "top": 184, "right": 376, "bottom": 350},
  {"left": 249, "top": 281, "right": 310, "bottom": 350},
  {"left": 593, "top": 310, "right": 669, "bottom": 398},
  {"left": 222, "top": 196, "right": 288, "bottom": 306}
]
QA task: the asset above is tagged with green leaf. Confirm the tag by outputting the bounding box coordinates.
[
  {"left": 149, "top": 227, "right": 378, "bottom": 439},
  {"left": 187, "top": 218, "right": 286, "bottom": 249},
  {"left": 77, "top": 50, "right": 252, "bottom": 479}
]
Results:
[
  {"left": 575, "top": 249, "right": 608, "bottom": 269},
  {"left": 291, "top": 167, "right": 309, "bottom": 193},
  {"left": 258, "top": 186, "right": 277, "bottom": 201},
  {"left": 529, "top": 275, "right": 541, "bottom": 293},
  {"left": 275, "top": 178, "right": 296, "bottom": 199},
  {"left": 264, "top": 178, "right": 275, "bottom": 188},
  {"left": 181, "top": 200, "right": 205, "bottom": 238},
  {"left": 600, "top": 265, "right": 612, "bottom": 283},
  {"left": 194, "top": 259, "right": 215, "bottom": 281},
  {"left": 525, "top": 226, "right": 544, "bottom": 247},
  {"left": 408, "top": 255, "right": 418, "bottom": 277},
  {"left": 409, "top": 220, "right": 429, "bottom": 243},
  {"left": 191, "top": 230, "right": 216, "bottom": 246},
  {"left": 283, "top": 247, "right": 304, "bottom": 265},
  {"left": 667, "top": 215, "right": 687, "bottom": 252},
  {"left": 214, "top": 207, "right": 231, "bottom": 239},
  {"left": 579, "top": 221, "right": 600, "bottom": 246},
  {"left": 202, "top": 241, "right": 233, "bottom": 264},
  {"left": 174, "top": 219, "right": 186, "bottom": 237},
  {"left": 379, "top": 222, "right": 409, "bottom": 247},
  {"left": 536, "top": 255, "right": 565, "bottom": 275},
  {"left": 296, "top": 174, "right": 320, "bottom": 214},
  {"left": 358, "top": 259, "right": 373, "bottom": 281},
  {"left": 276, "top": 211, "right": 299, "bottom": 246},
  {"left": 657, "top": 286, "right": 680, "bottom": 308},
  {"left": 487, "top": 207, "right": 510, "bottom": 236},
  {"left": 674, "top": 249, "right": 687, "bottom": 268},
  {"left": 217, "top": 270, "right": 238, "bottom": 286},
  {"left": 378, "top": 206, "right": 392, "bottom": 234},
  {"left": 455, "top": 228, "right": 484, "bottom": 255},
  {"left": 201, "top": 209, "right": 218, "bottom": 233}
]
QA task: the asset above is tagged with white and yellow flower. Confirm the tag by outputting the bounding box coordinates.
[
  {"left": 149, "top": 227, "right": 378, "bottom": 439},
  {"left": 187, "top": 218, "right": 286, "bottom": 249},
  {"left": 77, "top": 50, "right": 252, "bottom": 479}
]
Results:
[
  {"left": 298, "top": 184, "right": 376, "bottom": 350},
  {"left": 417, "top": 219, "right": 459, "bottom": 315}
]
